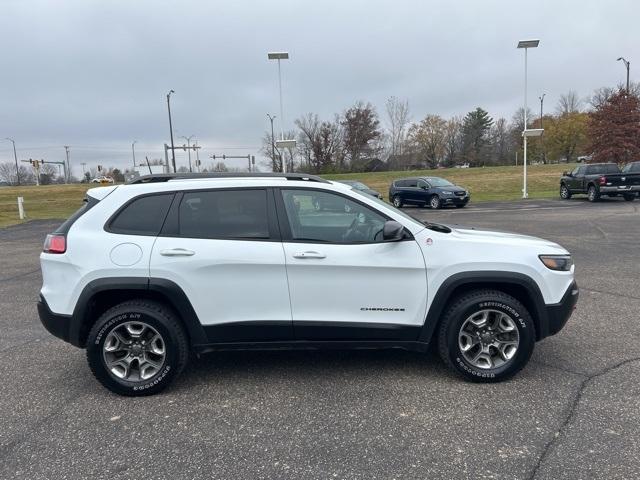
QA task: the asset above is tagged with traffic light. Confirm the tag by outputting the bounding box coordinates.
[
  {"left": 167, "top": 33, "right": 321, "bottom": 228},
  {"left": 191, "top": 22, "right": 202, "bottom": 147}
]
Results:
[{"left": 97, "top": 165, "right": 102, "bottom": 172}]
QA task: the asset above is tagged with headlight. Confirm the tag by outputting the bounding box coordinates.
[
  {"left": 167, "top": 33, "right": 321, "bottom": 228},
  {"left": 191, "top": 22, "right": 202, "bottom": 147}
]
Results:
[
  {"left": 539, "top": 254, "right": 573, "bottom": 271},
  {"left": 441, "top": 190, "right": 453, "bottom": 195}
]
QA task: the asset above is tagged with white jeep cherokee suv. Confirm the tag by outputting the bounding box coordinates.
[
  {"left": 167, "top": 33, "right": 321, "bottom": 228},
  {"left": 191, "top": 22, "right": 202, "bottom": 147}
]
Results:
[{"left": 38, "top": 173, "right": 578, "bottom": 396}]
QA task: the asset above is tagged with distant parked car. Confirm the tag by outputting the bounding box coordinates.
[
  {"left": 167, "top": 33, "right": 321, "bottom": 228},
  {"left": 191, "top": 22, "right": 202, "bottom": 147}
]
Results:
[
  {"left": 338, "top": 180, "right": 383, "bottom": 199},
  {"left": 559, "top": 163, "right": 640, "bottom": 202},
  {"left": 388, "top": 177, "right": 470, "bottom": 209},
  {"left": 622, "top": 161, "right": 640, "bottom": 174},
  {"left": 91, "top": 176, "right": 114, "bottom": 184}
]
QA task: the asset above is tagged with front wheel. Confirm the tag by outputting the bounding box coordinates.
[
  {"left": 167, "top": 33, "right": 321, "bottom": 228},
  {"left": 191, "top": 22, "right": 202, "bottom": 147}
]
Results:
[
  {"left": 86, "top": 300, "right": 189, "bottom": 396},
  {"left": 623, "top": 194, "right": 636, "bottom": 202},
  {"left": 430, "top": 195, "right": 442, "bottom": 209},
  {"left": 587, "top": 185, "right": 600, "bottom": 202},
  {"left": 392, "top": 195, "right": 403, "bottom": 208},
  {"left": 437, "top": 290, "right": 536, "bottom": 382},
  {"left": 560, "top": 184, "right": 572, "bottom": 199}
]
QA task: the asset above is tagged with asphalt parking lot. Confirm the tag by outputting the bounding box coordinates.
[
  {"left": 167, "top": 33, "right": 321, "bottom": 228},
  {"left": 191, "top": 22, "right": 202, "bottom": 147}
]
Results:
[{"left": 1, "top": 197, "right": 639, "bottom": 479}]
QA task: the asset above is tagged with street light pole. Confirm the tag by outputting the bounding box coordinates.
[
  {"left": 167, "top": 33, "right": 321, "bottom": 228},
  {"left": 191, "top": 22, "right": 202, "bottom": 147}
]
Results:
[
  {"left": 166, "top": 90, "right": 176, "bottom": 173},
  {"left": 5, "top": 138, "right": 20, "bottom": 185},
  {"left": 539, "top": 93, "right": 546, "bottom": 164},
  {"left": 617, "top": 57, "right": 630, "bottom": 92},
  {"left": 268, "top": 52, "right": 290, "bottom": 172},
  {"left": 267, "top": 114, "right": 277, "bottom": 172},
  {"left": 180, "top": 135, "right": 195, "bottom": 173},
  {"left": 517, "top": 39, "right": 540, "bottom": 199},
  {"left": 131, "top": 140, "right": 137, "bottom": 170}
]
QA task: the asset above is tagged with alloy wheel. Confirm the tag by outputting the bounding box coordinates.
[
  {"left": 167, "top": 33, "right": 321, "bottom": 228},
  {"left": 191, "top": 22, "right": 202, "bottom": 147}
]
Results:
[
  {"left": 458, "top": 309, "right": 520, "bottom": 370},
  {"left": 102, "top": 321, "right": 166, "bottom": 382}
]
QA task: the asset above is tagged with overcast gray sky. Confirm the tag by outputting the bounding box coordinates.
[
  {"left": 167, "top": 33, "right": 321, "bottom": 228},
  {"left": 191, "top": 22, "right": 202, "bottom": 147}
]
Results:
[{"left": 0, "top": 0, "right": 638, "bottom": 173}]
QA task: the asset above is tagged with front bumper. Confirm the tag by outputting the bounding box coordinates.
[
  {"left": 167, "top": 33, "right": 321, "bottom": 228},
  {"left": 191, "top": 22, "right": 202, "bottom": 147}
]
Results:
[
  {"left": 37, "top": 295, "right": 74, "bottom": 345},
  {"left": 442, "top": 195, "right": 470, "bottom": 206},
  {"left": 540, "top": 281, "right": 579, "bottom": 339}
]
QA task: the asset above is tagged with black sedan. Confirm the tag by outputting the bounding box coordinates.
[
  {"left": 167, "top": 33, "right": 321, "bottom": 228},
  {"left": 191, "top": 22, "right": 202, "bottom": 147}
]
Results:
[
  {"left": 338, "top": 180, "right": 383, "bottom": 199},
  {"left": 388, "top": 176, "right": 470, "bottom": 209}
]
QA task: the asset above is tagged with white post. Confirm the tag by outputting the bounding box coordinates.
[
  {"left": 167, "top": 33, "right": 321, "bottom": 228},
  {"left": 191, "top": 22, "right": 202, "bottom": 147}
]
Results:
[
  {"left": 522, "top": 47, "right": 528, "bottom": 199},
  {"left": 277, "top": 58, "right": 287, "bottom": 173},
  {"left": 17, "top": 196, "right": 25, "bottom": 220}
]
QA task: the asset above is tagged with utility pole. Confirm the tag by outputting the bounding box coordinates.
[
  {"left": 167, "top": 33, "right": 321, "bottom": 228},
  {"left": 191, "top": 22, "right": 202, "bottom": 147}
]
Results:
[
  {"left": 194, "top": 140, "right": 201, "bottom": 172},
  {"left": 81, "top": 162, "right": 87, "bottom": 180},
  {"left": 618, "top": 57, "right": 630, "bottom": 92},
  {"left": 267, "top": 114, "right": 277, "bottom": 172},
  {"left": 5, "top": 138, "right": 20, "bottom": 185},
  {"left": 180, "top": 135, "right": 195, "bottom": 172},
  {"left": 166, "top": 90, "right": 176, "bottom": 172},
  {"left": 64, "top": 145, "right": 70, "bottom": 183},
  {"left": 131, "top": 140, "right": 137, "bottom": 170}
]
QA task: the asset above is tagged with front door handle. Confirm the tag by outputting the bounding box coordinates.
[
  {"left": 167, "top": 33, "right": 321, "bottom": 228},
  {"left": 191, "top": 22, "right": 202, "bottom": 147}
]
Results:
[
  {"left": 160, "top": 248, "right": 195, "bottom": 257},
  {"left": 293, "top": 251, "right": 326, "bottom": 259}
]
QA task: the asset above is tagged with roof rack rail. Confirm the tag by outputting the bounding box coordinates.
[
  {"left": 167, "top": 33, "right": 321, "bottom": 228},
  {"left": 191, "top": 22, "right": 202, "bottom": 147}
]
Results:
[{"left": 127, "top": 172, "right": 330, "bottom": 185}]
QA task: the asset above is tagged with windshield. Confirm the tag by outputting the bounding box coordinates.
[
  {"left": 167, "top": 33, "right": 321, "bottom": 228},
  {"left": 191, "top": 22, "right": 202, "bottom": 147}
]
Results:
[
  {"left": 350, "top": 188, "right": 425, "bottom": 229},
  {"left": 424, "top": 177, "right": 454, "bottom": 187},
  {"left": 340, "top": 181, "right": 369, "bottom": 190}
]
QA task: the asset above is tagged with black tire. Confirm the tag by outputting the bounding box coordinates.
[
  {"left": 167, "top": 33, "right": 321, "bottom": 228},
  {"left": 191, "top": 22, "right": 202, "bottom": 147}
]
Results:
[
  {"left": 587, "top": 184, "right": 600, "bottom": 202},
  {"left": 623, "top": 194, "right": 635, "bottom": 202},
  {"left": 86, "top": 300, "right": 189, "bottom": 396},
  {"left": 437, "top": 290, "right": 536, "bottom": 383},
  {"left": 430, "top": 195, "right": 442, "bottom": 209},
  {"left": 392, "top": 195, "right": 403, "bottom": 208},
  {"left": 560, "top": 183, "right": 572, "bottom": 199}
]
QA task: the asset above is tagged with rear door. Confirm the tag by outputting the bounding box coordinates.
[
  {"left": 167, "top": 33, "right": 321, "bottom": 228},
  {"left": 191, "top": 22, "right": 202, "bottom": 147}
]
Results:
[
  {"left": 150, "top": 187, "right": 292, "bottom": 342},
  {"left": 404, "top": 178, "right": 421, "bottom": 204},
  {"left": 276, "top": 188, "right": 428, "bottom": 340}
]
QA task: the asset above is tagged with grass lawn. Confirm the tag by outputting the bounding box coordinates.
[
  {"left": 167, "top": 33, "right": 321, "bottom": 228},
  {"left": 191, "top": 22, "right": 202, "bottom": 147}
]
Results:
[
  {"left": 324, "top": 163, "right": 573, "bottom": 202},
  {"left": 0, "top": 164, "right": 572, "bottom": 228}
]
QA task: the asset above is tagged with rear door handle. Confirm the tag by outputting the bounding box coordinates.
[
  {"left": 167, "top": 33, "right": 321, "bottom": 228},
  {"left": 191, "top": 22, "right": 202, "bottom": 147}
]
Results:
[
  {"left": 160, "top": 248, "right": 195, "bottom": 257},
  {"left": 293, "top": 251, "right": 326, "bottom": 259}
]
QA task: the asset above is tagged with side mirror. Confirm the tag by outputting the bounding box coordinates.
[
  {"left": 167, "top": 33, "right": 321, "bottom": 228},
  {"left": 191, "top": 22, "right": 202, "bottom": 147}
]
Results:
[{"left": 382, "top": 220, "right": 404, "bottom": 241}]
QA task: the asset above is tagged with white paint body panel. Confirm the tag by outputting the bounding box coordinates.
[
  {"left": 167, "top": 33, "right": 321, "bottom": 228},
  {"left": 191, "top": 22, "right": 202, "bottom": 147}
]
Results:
[{"left": 282, "top": 240, "right": 427, "bottom": 326}]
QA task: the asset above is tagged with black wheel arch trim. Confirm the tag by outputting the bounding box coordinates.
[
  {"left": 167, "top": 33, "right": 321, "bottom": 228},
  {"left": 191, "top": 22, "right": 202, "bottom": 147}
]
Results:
[
  {"left": 418, "top": 271, "right": 553, "bottom": 344},
  {"left": 65, "top": 277, "right": 207, "bottom": 348}
]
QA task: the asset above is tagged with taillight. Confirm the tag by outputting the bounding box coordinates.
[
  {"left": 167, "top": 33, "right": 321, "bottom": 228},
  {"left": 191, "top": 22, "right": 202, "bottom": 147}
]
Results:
[
  {"left": 43, "top": 234, "right": 66, "bottom": 254},
  {"left": 599, "top": 176, "right": 606, "bottom": 185}
]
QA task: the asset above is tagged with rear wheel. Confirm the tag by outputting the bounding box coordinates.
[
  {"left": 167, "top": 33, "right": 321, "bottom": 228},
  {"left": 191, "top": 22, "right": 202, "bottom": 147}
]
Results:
[
  {"left": 392, "top": 195, "right": 403, "bottom": 208},
  {"left": 86, "top": 300, "right": 189, "bottom": 396},
  {"left": 430, "top": 195, "right": 442, "bottom": 209},
  {"left": 587, "top": 185, "right": 600, "bottom": 202},
  {"left": 437, "top": 290, "right": 536, "bottom": 382},
  {"left": 560, "top": 183, "right": 572, "bottom": 199},
  {"left": 623, "top": 194, "right": 636, "bottom": 202}
]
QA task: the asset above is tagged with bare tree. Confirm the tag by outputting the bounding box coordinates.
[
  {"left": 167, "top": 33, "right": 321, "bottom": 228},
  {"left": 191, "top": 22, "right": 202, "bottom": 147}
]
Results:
[
  {"left": 407, "top": 114, "right": 448, "bottom": 168},
  {"left": 443, "top": 117, "right": 462, "bottom": 167},
  {"left": 556, "top": 91, "right": 583, "bottom": 115},
  {"left": 385, "top": 96, "right": 411, "bottom": 157},
  {"left": 0, "top": 163, "right": 35, "bottom": 185}
]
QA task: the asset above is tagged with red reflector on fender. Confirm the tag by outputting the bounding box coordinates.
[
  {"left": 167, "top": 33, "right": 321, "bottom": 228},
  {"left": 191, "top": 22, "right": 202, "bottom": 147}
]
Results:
[{"left": 43, "top": 234, "right": 66, "bottom": 254}]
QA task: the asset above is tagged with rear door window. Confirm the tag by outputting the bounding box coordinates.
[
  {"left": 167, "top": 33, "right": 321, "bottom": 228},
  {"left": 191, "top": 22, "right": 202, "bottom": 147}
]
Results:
[
  {"left": 178, "top": 189, "right": 269, "bottom": 239},
  {"left": 406, "top": 179, "right": 418, "bottom": 188},
  {"left": 108, "top": 194, "right": 173, "bottom": 236}
]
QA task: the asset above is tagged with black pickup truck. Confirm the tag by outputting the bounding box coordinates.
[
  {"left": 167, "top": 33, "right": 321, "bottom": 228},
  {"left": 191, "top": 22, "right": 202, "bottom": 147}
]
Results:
[{"left": 559, "top": 162, "right": 640, "bottom": 202}]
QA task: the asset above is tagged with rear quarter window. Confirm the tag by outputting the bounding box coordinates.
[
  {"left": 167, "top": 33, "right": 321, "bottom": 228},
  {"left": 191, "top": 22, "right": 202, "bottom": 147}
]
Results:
[{"left": 107, "top": 194, "right": 174, "bottom": 236}]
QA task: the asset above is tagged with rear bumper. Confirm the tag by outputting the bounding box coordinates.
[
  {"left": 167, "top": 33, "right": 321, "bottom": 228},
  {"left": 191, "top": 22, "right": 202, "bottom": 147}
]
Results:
[
  {"left": 540, "top": 281, "right": 579, "bottom": 339},
  {"left": 600, "top": 185, "right": 640, "bottom": 193},
  {"left": 37, "top": 295, "right": 76, "bottom": 346}
]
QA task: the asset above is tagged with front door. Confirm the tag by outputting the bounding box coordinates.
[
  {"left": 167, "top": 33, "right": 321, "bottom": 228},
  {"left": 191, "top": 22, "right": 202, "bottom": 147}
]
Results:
[
  {"left": 276, "top": 188, "right": 428, "bottom": 341},
  {"left": 150, "top": 188, "right": 292, "bottom": 342}
]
